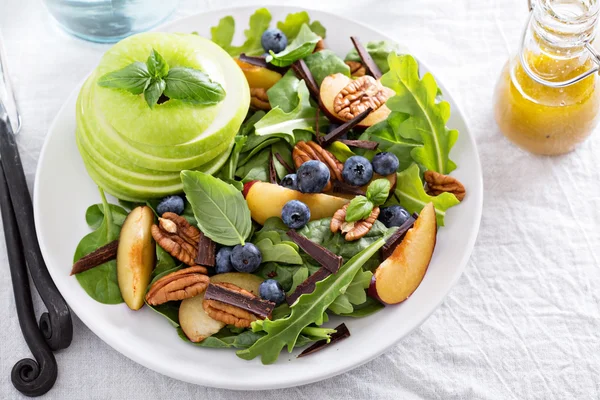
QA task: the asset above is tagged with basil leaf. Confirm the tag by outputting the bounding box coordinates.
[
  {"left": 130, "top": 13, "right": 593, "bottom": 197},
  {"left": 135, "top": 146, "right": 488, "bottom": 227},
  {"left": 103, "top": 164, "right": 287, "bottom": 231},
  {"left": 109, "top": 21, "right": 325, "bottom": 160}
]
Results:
[
  {"left": 181, "top": 171, "right": 252, "bottom": 246},
  {"left": 164, "top": 67, "right": 226, "bottom": 105},
  {"left": 366, "top": 178, "right": 391, "bottom": 206},
  {"left": 345, "top": 196, "right": 374, "bottom": 222},
  {"left": 147, "top": 48, "right": 169, "bottom": 78},
  {"left": 97, "top": 61, "right": 151, "bottom": 94},
  {"left": 345, "top": 40, "right": 401, "bottom": 74},
  {"left": 304, "top": 50, "right": 350, "bottom": 86},
  {"left": 144, "top": 78, "right": 166, "bottom": 108},
  {"left": 266, "top": 24, "right": 321, "bottom": 67},
  {"left": 267, "top": 70, "right": 300, "bottom": 112}
]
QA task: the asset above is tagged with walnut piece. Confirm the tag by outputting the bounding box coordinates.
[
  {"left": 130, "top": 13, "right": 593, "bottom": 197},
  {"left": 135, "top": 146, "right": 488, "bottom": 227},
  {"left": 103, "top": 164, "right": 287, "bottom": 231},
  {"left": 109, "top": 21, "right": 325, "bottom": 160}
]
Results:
[
  {"left": 293, "top": 141, "right": 343, "bottom": 191},
  {"left": 331, "top": 205, "right": 380, "bottom": 241},
  {"left": 250, "top": 87, "right": 271, "bottom": 110},
  {"left": 424, "top": 170, "right": 466, "bottom": 201},
  {"left": 152, "top": 212, "right": 206, "bottom": 271},
  {"left": 145, "top": 266, "right": 209, "bottom": 306},
  {"left": 345, "top": 60, "right": 366, "bottom": 78},
  {"left": 202, "top": 283, "right": 261, "bottom": 328},
  {"left": 333, "top": 75, "right": 391, "bottom": 120}
]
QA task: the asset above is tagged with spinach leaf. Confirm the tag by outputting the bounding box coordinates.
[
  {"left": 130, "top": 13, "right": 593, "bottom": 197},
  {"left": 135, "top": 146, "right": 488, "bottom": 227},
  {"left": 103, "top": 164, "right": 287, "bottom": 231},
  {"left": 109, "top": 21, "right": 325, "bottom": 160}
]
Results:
[
  {"left": 271, "top": 141, "right": 293, "bottom": 180},
  {"left": 266, "top": 24, "right": 321, "bottom": 67},
  {"left": 238, "top": 138, "right": 280, "bottom": 166},
  {"left": 237, "top": 238, "right": 386, "bottom": 364},
  {"left": 153, "top": 245, "right": 177, "bottom": 279},
  {"left": 255, "top": 239, "right": 303, "bottom": 265},
  {"left": 74, "top": 189, "right": 123, "bottom": 304},
  {"left": 218, "top": 135, "right": 247, "bottom": 181},
  {"left": 346, "top": 196, "right": 374, "bottom": 222},
  {"left": 146, "top": 265, "right": 182, "bottom": 327},
  {"left": 267, "top": 70, "right": 300, "bottom": 112},
  {"left": 148, "top": 301, "right": 180, "bottom": 327},
  {"left": 210, "top": 8, "right": 272, "bottom": 56},
  {"left": 85, "top": 203, "right": 128, "bottom": 230},
  {"left": 304, "top": 50, "right": 350, "bottom": 86},
  {"left": 252, "top": 217, "right": 292, "bottom": 242},
  {"left": 383, "top": 54, "right": 458, "bottom": 174},
  {"left": 235, "top": 147, "right": 270, "bottom": 183},
  {"left": 389, "top": 164, "right": 459, "bottom": 226},
  {"left": 276, "top": 11, "right": 327, "bottom": 40},
  {"left": 257, "top": 262, "right": 296, "bottom": 291},
  {"left": 181, "top": 171, "right": 252, "bottom": 245},
  {"left": 340, "top": 296, "right": 384, "bottom": 318},
  {"left": 345, "top": 40, "right": 401, "bottom": 74},
  {"left": 288, "top": 266, "right": 309, "bottom": 294}
]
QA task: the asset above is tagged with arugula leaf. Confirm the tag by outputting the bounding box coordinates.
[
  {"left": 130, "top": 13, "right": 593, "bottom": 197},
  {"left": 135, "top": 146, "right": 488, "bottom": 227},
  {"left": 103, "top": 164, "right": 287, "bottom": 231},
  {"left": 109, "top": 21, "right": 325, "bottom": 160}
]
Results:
[
  {"left": 391, "top": 164, "right": 459, "bottom": 226},
  {"left": 366, "top": 179, "right": 391, "bottom": 206},
  {"left": 74, "top": 189, "right": 123, "bottom": 304},
  {"left": 210, "top": 8, "right": 272, "bottom": 56},
  {"left": 276, "top": 11, "right": 327, "bottom": 40},
  {"left": 85, "top": 203, "right": 128, "bottom": 229},
  {"left": 181, "top": 171, "right": 252, "bottom": 245},
  {"left": 345, "top": 40, "right": 401, "bottom": 74},
  {"left": 339, "top": 296, "right": 384, "bottom": 318},
  {"left": 382, "top": 54, "right": 458, "bottom": 174},
  {"left": 255, "top": 238, "right": 303, "bottom": 265},
  {"left": 267, "top": 70, "right": 300, "bottom": 112},
  {"left": 164, "top": 67, "right": 226, "bottom": 105},
  {"left": 237, "top": 238, "right": 385, "bottom": 364},
  {"left": 266, "top": 24, "right": 321, "bottom": 67},
  {"left": 254, "top": 80, "right": 317, "bottom": 142},
  {"left": 147, "top": 49, "right": 169, "bottom": 78},
  {"left": 304, "top": 50, "right": 350, "bottom": 86},
  {"left": 97, "top": 61, "right": 151, "bottom": 94},
  {"left": 346, "top": 196, "right": 374, "bottom": 222},
  {"left": 144, "top": 78, "right": 166, "bottom": 108},
  {"left": 328, "top": 269, "right": 372, "bottom": 314}
]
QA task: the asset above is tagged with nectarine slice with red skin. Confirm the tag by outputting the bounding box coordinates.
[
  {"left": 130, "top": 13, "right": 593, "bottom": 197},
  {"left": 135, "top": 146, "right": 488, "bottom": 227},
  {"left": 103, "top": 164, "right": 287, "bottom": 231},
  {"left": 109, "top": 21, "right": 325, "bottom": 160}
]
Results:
[
  {"left": 243, "top": 181, "right": 349, "bottom": 225},
  {"left": 370, "top": 202, "right": 437, "bottom": 305}
]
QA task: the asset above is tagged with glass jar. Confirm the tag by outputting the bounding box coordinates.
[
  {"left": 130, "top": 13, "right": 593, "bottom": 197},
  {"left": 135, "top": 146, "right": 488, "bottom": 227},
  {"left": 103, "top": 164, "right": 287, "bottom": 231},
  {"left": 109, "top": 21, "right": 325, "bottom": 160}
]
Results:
[
  {"left": 43, "top": 0, "right": 180, "bottom": 43},
  {"left": 493, "top": 0, "right": 600, "bottom": 155}
]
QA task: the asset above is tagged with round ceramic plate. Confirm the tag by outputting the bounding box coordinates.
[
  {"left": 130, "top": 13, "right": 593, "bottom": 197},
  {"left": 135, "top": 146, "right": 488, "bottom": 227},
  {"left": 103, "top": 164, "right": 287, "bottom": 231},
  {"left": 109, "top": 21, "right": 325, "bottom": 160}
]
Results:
[{"left": 34, "top": 6, "right": 482, "bottom": 390}]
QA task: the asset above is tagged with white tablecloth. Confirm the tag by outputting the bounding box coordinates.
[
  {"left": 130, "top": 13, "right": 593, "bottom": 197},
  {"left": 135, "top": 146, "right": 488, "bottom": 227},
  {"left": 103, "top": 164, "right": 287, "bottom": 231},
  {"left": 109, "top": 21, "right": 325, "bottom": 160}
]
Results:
[{"left": 1, "top": 0, "right": 599, "bottom": 398}]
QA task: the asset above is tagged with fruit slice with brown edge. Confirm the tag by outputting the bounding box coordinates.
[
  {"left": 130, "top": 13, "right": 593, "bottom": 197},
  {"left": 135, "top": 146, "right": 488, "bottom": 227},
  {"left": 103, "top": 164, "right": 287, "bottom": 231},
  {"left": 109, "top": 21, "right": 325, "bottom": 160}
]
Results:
[
  {"left": 117, "top": 206, "right": 156, "bottom": 310},
  {"left": 369, "top": 202, "right": 437, "bottom": 304},
  {"left": 210, "top": 273, "right": 264, "bottom": 296},
  {"left": 319, "top": 73, "right": 394, "bottom": 128},
  {"left": 243, "top": 180, "right": 349, "bottom": 225},
  {"left": 234, "top": 59, "right": 282, "bottom": 89}
]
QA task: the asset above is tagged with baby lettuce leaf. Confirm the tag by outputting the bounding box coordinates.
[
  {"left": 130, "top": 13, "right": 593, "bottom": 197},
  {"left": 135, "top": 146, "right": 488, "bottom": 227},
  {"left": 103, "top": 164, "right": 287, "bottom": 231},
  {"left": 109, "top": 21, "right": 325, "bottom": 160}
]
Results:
[
  {"left": 339, "top": 296, "right": 384, "bottom": 318},
  {"left": 85, "top": 203, "right": 128, "bottom": 229},
  {"left": 304, "top": 50, "right": 350, "bottom": 86},
  {"left": 74, "top": 189, "right": 123, "bottom": 304},
  {"left": 328, "top": 269, "right": 372, "bottom": 315},
  {"left": 390, "top": 164, "right": 459, "bottom": 226},
  {"left": 276, "top": 11, "right": 327, "bottom": 40},
  {"left": 255, "top": 238, "right": 303, "bottom": 265},
  {"left": 267, "top": 70, "right": 300, "bottom": 112},
  {"left": 237, "top": 238, "right": 385, "bottom": 364},
  {"left": 254, "top": 80, "right": 317, "bottom": 142},
  {"left": 210, "top": 8, "right": 272, "bottom": 56},
  {"left": 235, "top": 147, "right": 270, "bottom": 183},
  {"left": 345, "top": 40, "right": 401, "bottom": 74},
  {"left": 382, "top": 54, "right": 458, "bottom": 174},
  {"left": 181, "top": 171, "right": 252, "bottom": 246},
  {"left": 266, "top": 24, "right": 321, "bottom": 67}
]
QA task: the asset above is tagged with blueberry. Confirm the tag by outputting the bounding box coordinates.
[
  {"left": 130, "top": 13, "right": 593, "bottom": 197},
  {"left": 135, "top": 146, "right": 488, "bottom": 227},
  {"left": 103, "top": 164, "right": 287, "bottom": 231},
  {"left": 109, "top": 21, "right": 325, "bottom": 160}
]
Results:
[
  {"left": 261, "top": 28, "right": 288, "bottom": 54},
  {"left": 215, "top": 247, "right": 235, "bottom": 274},
  {"left": 281, "top": 200, "right": 311, "bottom": 229},
  {"left": 230, "top": 243, "right": 262, "bottom": 273},
  {"left": 259, "top": 279, "right": 286, "bottom": 305},
  {"left": 372, "top": 152, "right": 399, "bottom": 175},
  {"left": 156, "top": 195, "right": 185, "bottom": 216},
  {"left": 280, "top": 174, "right": 298, "bottom": 190},
  {"left": 342, "top": 156, "right": 373, "bottom": 186},
  {"left": 297, "top": 160, "right": 330, "bottom": 193},
  {"left": 378, "top": 205, "right": 411, "bottom": 228}
]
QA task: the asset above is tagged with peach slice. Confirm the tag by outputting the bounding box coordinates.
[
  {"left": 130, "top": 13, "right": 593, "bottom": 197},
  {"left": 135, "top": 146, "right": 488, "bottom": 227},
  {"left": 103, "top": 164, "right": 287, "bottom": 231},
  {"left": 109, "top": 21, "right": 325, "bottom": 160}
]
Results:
[
  {"left": 319, "top": 73, "right": 395, "bottom": 128},
  {"left": 370, "top": 202, "right": 437, "bottom": 304},
  {"left": 234, "top": 59, "right": 282, "bottom": 90},
  {"left": 210, "top": 273, "right": 264, "bottom": 296},
  {"left": 243, "top": 181, "right": 349, "bottom": 225}
]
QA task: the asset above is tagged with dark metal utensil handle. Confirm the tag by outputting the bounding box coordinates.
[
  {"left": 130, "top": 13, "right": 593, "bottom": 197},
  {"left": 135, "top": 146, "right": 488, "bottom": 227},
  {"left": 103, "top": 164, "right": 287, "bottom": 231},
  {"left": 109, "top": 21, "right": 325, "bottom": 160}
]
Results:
[
  {"left": 0, "top": 164, "right": 57, "bottom": 397},
  {"left": 0, "top": 116, "right": 72, "bottom": 351}
]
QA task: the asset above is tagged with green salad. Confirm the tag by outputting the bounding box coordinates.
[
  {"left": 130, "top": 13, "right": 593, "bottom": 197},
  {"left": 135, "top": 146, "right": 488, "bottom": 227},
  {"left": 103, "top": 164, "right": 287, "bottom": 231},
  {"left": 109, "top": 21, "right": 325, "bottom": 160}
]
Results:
[{"left": 71, "top": 8, "right": 464, "bottom": 365}]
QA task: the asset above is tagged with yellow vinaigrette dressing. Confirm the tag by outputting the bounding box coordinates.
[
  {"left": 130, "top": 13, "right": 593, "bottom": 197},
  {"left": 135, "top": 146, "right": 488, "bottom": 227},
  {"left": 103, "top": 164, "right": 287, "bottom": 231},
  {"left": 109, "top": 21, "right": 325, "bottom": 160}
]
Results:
[{"left": 494, "top": 0, "right": 600, "bottom": 155}]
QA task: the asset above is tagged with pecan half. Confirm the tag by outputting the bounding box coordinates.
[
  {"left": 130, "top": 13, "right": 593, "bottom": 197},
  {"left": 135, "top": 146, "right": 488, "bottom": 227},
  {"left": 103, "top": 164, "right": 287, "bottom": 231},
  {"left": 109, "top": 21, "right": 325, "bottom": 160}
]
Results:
[
  {"left": 345, "top": 60, "right": 366, "bottom": 78},
  {"left": 314, "top": 38, "right": 326, "bottom": 52},
  {"left": 250, "top": 87, "right": 271, "bottom": 110},
  {"left": 333, "top": 75, "right": 391, "bottom": 120},
  {"left": 331, "top": 205, "right": 380, "bottom": 241},
  {"left": 203, "top": 283, "right": 261, "bottom": 328},
  {"left": 424, "top": 170, "right": 466, "bottom": 201},
  {"left": 145, "top": 266, "right": 209, "bottom": 306},
  {"left": 152, "top": 212, "right": 206, "bottom": 271},
  {"left": 293, "top": 140, "right": 343, "bottom": 191}
]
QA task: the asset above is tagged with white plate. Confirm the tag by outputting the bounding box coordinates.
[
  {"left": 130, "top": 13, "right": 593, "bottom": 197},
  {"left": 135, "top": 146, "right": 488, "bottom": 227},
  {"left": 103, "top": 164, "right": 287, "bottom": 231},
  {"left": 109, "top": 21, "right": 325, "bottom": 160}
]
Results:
[{"left": 33, "top": 6, "right": 482, "bottom": 390}]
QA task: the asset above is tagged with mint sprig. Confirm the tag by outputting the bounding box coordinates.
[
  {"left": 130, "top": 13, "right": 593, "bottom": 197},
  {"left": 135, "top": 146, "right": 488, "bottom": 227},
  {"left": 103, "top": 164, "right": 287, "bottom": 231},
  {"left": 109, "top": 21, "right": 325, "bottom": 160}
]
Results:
[{"left": 97, "top": 49, "right": 226, "bottom": 108}]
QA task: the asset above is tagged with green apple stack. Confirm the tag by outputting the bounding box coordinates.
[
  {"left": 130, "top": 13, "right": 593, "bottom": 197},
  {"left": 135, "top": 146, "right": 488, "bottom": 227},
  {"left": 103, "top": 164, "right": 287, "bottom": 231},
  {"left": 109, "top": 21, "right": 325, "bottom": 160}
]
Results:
[{"left": 76, "top": 32, "right": 250, "bottom": 201}]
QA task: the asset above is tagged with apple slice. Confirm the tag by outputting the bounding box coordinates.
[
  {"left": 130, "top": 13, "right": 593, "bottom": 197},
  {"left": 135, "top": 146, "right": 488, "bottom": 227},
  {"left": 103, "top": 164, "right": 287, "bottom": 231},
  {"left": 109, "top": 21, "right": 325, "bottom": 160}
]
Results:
[
  {"left": 370, "top": 202, "right": 437, "bottom": 304},
  {"left": 179, "top": 293, "right": 225, "bottom": 342},
  {"left": 243, "top": 181, "right": 349, "bottom": 225},
  {"left": 117, "top": 206, "right": 156, "bottom": 310},
  {"left": 210, "top": 273, "right": 264, "bottom": 296},
  {"left": 319, "top": 73, "right": 395, "bottom": 128}
]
